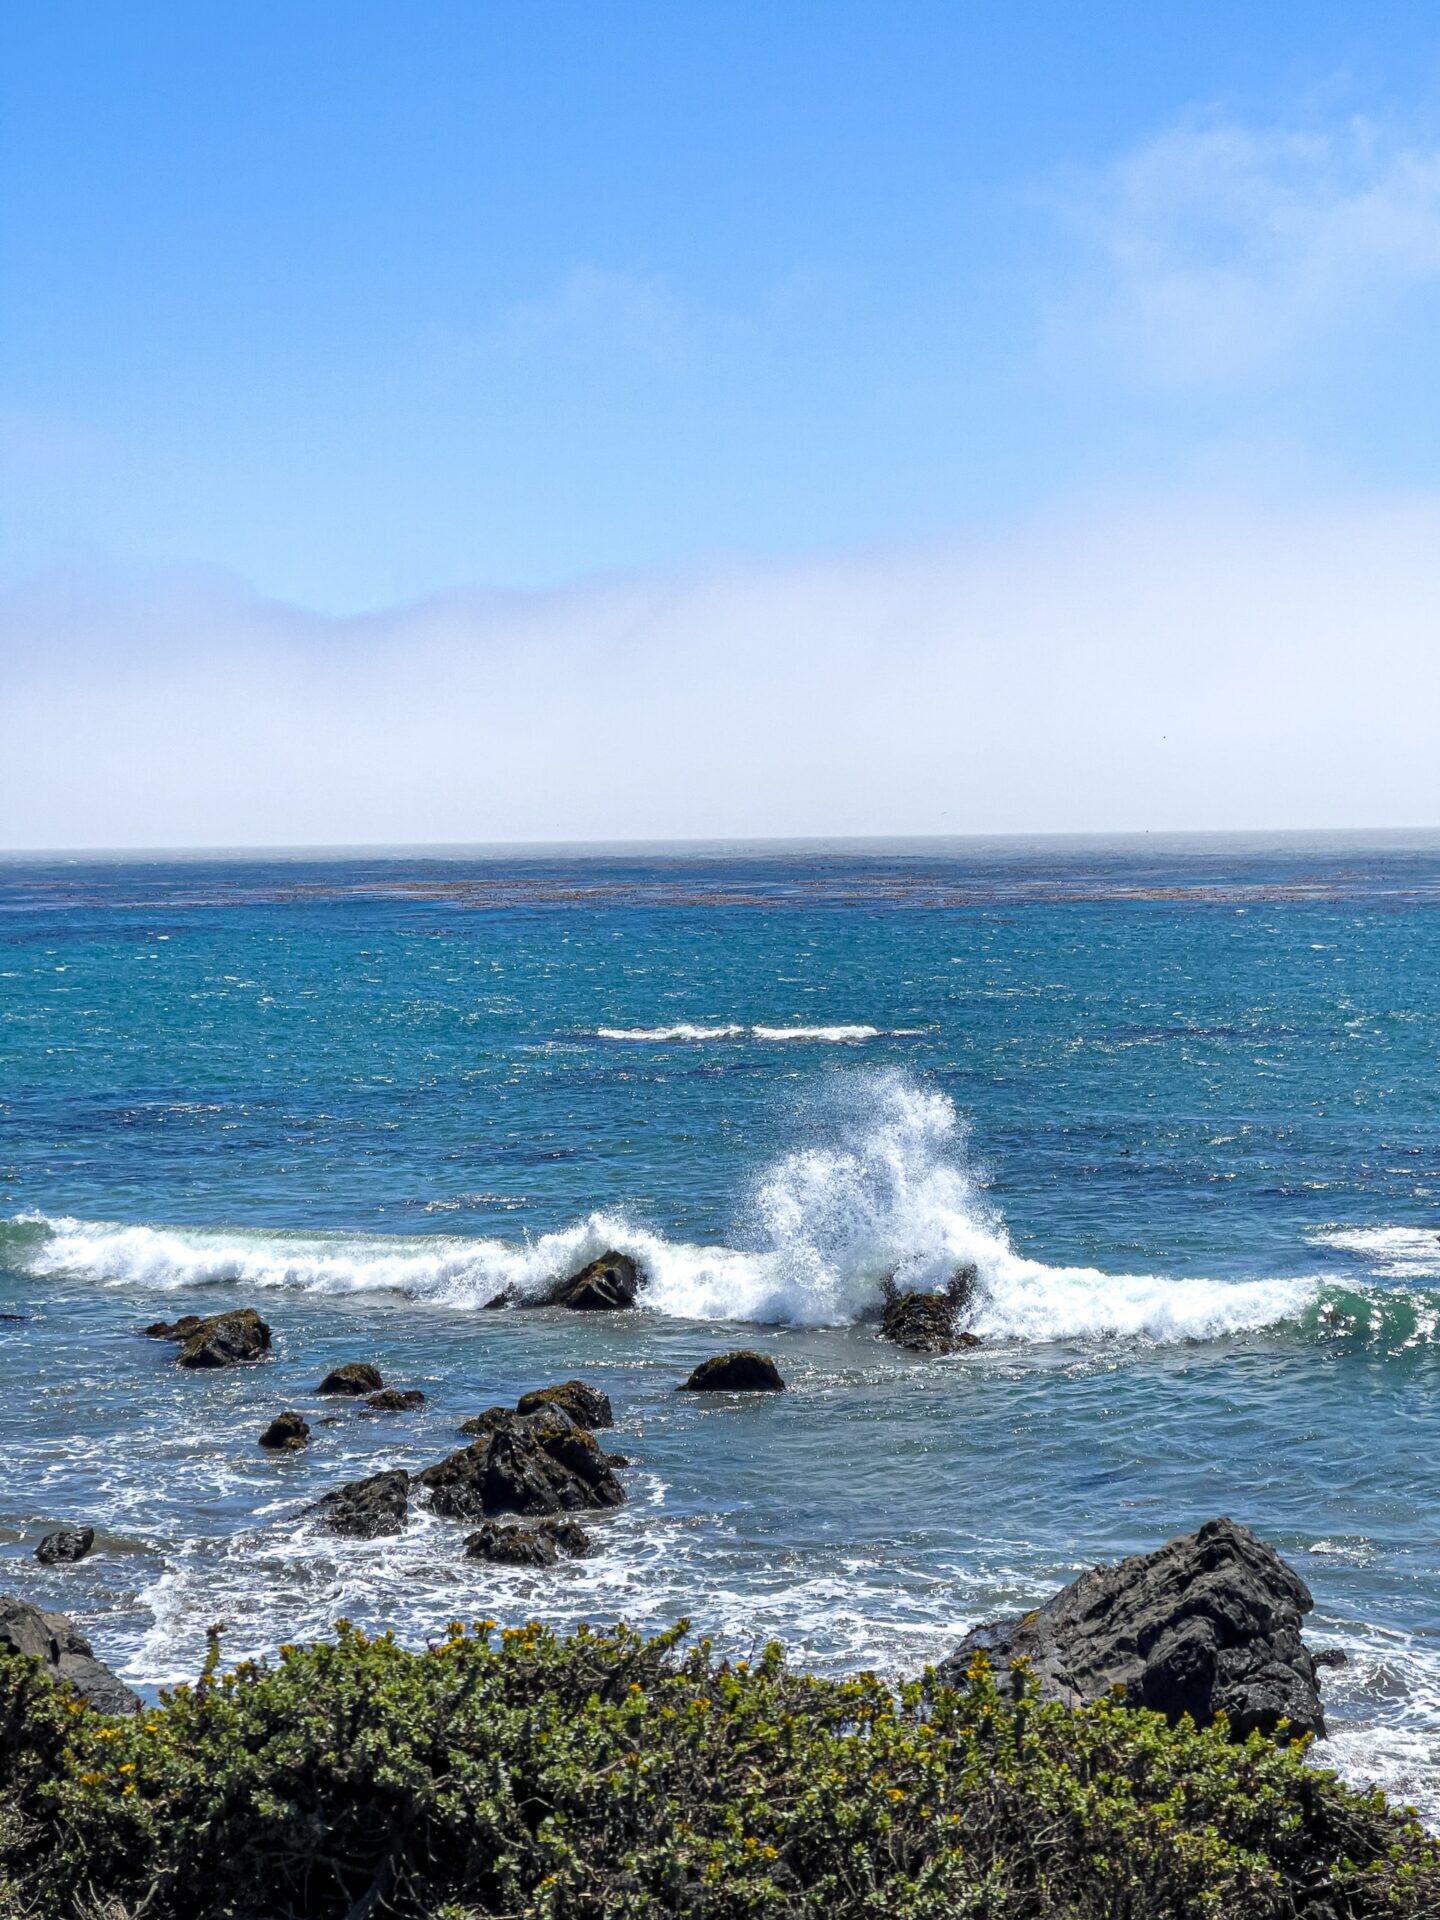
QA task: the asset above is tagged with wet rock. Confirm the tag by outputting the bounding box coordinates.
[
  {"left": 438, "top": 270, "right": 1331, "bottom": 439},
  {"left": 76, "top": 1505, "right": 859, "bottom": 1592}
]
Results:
[
  {"left": 482, "top": 1285, "right": 519, "bottom": 1310},
  {"left": 318, "top": 1467, "right": 410, "bottom": 1538},
  {"left": 544, "top": 1251, "right": 642, "bottom": 1311},
  {"left": 145, "top": 1314, "right": 202, "bottom": 1340},
  {"left": 1314, "top": 1647, "right": 1349, "bottom": 1670},
  {"left": 0, "top": 1593, "right": 139, "bottom": 1715},
  {"left": 938, "top": 1517, "right": 1326, "bottom": 1740},
  {"left": 879, "top": 1267, "right": 980, "bottom": 1354},
  {"left": 457, "top": 1404, "right": 524, "bottom": 1439},
  {"left": 516, "top": 1379, "right": 613, "bottom": 1429},
  {"left": 463, "top": 1518, "right": 594, "bottom": 1566},
  {"left": 258, "top": 1410, "right": 310, "bottom": 1451},
  {"left": 678, "top": 1350, "right": 786, "bottom": 1393},
  {"left": 419, "top": 1407, "right": 625, "bottom": 1521},
  {"left": 175, "top": 1307, "right": 271, "bottom": 1369},
  {"left": 366, "top": 1388, "right": 425, "bottom": 1412},
  {"left": 316, "top": 1362, "right": 384, "bottom": 1396},
  {"left": 35, "top": 1526, "right": 96, "bottom": 1565}
]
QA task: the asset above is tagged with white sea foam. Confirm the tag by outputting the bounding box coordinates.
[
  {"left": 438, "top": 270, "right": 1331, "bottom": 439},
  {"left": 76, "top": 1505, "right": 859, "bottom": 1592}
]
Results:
[
  {"left": 11, "top": 1077, "right": 1317, "bottom": 1343},
  {"left": 593, "top": 1023, "right": 919, "bottom": 1043},
  {"left": 1312, "top": 1225, "right": 1440, "bottom": 1280}
]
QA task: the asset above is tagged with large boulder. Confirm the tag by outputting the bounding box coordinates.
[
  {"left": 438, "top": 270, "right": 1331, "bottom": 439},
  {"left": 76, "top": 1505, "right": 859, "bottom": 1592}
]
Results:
[
  {"left": 544, "top": 1252, "right": 642, "bottom": 1312},
  {"left": 365, "top": 1388, "right": 425, "bottom": 1412},
  {"left": 418, "top": 1407, "right": 625, "bottom": 1521},
  {"left": 318, "top": 1468, "right": 410, "bottom": 1538},
  {"left": 879, "top": 1267, "right": 980, "bottom": 1354},
  {"left": 678, "top": 1351, "right": 786, "bottom": 1393},
  {"left": 515, "top": 1380, "right": 613, "bottom": 1428},
  {"left": 173, "top": 1307, "right": 271, "bottom": 1369},
  {"left": 258, "top": 1410, "right": 310, "bottom": 1451},
  {"left": 938, "top": 1518, "right": 1326, "bottom": 1740},
  {"left": 35, "top": 1526, "right": 96, "bottom": 1564},
  {"left": 0, "top": 1594, "right": 139, "bottom": 1716},
  {"left": 316, "top": 1363, "right": 383, "bottom": 1396},
  {"left": 464, "top": 1518, "right": 594, "bottom": 1566}
]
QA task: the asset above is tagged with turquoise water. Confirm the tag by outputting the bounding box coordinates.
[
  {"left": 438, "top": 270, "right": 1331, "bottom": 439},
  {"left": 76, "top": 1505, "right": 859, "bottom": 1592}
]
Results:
[{"left": 2, "top": 837, "right": 1439, "bottom": 1813}]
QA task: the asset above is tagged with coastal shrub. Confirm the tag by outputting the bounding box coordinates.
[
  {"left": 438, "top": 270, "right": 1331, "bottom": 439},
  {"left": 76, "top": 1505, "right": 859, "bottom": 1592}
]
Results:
[{"left": 2, "top": 1619, "right": 1437, "bottom": 1919}]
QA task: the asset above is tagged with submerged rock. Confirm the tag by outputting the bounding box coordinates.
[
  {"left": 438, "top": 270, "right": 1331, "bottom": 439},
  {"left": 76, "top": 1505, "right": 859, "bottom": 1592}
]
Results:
[
  {"left": 35, "top": 1526, "right": 96, "bottom": 1565},
  {"left": 365, "top": 1388, "right": 425, "bottom": 1412},
  {"left": 316, "top": 1362, "right": 384, "bottom": 1396},
  {"left": 258, "top": 1410, "right": 310, "bottom": 1451},
  {"left": 938, "top": 1517, "right": 1326, "bottom": 1740},
  {"left": 516, "top": 1380, "right": 613, "bottom": 1428},
  {"left": 319, "top": 1467, "right": 410, "bottom": 1538},
  {"left": 544, "top": 1251, "right": 642, "bottom": 1312},
  {"left": 419, "top": 1407, "right": 625, "bottom": 1521},
  {"left": 0, "top": 1593, "right": 138, "bottom": 1715},
  {"left": 464, "top": 1518, "right": 594, "bottom": 1566},
  {"left": 678, "top": 1351, "right": 786, "bottom": 1393},
  {"left": 879, "top": 1267, "right": 980, "bottom": 1355},
  {"left": 174, "top": 1308, "right": 271, "bottom": 1369}
]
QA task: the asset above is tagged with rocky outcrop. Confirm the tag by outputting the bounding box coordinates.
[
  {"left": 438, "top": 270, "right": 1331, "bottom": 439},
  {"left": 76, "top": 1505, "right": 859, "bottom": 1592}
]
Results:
[
  {"left": 457, "top": 1404, "right": 516, "bottom": 1439},
  {"left": 516, "top": 1380, "right": 613, "bottom": 1428},
  {"left": 678, "top": 1351, "right": 786, "bottom": 1393},
  {"left": 879, "top": 1268, "right": 980, "bottom": 1354},
  {"left": 258, "top": 1411, "right": 310, "bottom": 1451},
  {"left": 419, "top": 1407, "right": 625, "bottom": 1521},
  {"left": 148, "top": 1307, "right": 271, "bottom": 1367},
  {"left": 318, "top": 1468, "right": 410, "bottom": 1538},
  {"left": 464, "top": 1518, "right": 594, "bottom": 1566},
  {"left": 545, "top": 1252, "right": 642, "bottom": 1311},
  {"left": 0, "top": 1594, "right": 138, "bottom": 1715},
  {"left": 35, "top": 1526, "right": 95, "bottom": 1564},
  {"left": 145, "top": 1314, "right": 202, "bottom": 1340},
  {"left": 316, "top": 1363, "right": 384, "bottom": 1396},
  {"left": 365, "top": 1388, "right": 425, "bottom": 1412},
  {"left": 938, "top": 1518, "right": 1326, "bottom": 1740}
]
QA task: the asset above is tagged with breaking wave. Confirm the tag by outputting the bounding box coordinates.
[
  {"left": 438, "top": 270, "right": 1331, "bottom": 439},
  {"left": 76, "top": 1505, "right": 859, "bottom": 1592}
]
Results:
[
  {"left": 593, "top": 1024, "right": 923, "bottom": 1043},
  {"left": 6, "top": 1075, "right": 1319, "bottom": 1343}
]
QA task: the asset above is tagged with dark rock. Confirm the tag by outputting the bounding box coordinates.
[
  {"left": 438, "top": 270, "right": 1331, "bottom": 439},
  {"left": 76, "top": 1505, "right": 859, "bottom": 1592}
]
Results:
[
  {"left": 604, "top": 1452, "right": 632, "bottom": 1468},
  {"left": 175, "top": 1307, "right": 271, "bottom": 1369},
  {"left": 316, "top": 1362, "right": 384, "bottom": 1396},
  {"left": 544, "top": 1251, "right": 642, "bottom": 1312},
  {"left": 879, "top": 1267, "right": 980, "bottom": 1354},
  {"left": 318, "top": 1468, "right": 410, "bottom": 1538},
  {"left": 366, "top": 1388, "right": 425, "bottom": 1412},
  {"left": 145, "top": 1314, "right": 202, "bottom": 1340},
  {"left": 458, "top": 1404, "right": 524, "bottom": 1439},
  {"left": 0, "top": 1593, "right": 139, "bottom": 1715},
  {"left": 463, "top": 1518, "right": 595, "bottom": 1566},
  {"left": 418, "top": 1407, "right": 625, "bottom": 1521},
  {"left": 678, "top": 1350, "right": 786, "bottom": 1393},
  {"left": 258, "top": 1410, "right": 310, "bottom": 1451},
  {"left": 938, "top": 1517, "right": 1326, "bottom": 1740},
  {"left": 1313, "top": 1647, "right": 1349, "bottom": 1670},
  {"left": 516, "top": 1380, "right": 613, "bottom": 1428},
  {"left": 482, "top": 1285, "right": 519, "bottom": 1310},
  {"left": 0, "top": 1312, "right": 31, "bottom": 1322},
  {"left": 35, "top": 1526, "right": 96, "bottom": 1565}
]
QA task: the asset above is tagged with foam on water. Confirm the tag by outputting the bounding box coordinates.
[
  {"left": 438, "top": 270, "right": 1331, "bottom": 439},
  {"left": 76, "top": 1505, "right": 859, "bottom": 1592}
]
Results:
[
  {"left": 1312, "top": 1225, "right": 1440, "bottom": 1280},
  {"left": 9, "top": 1076, "right": 1317, "bottom": 1342},
  {"left": 593, "top": 1024, "right": 922, "bottom": 1042}
]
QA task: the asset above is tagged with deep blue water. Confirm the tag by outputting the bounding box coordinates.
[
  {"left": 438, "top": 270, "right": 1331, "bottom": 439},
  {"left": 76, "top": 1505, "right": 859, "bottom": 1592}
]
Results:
[{"left": 2, "top": 837, "right": 1438, "bottom": 1813}]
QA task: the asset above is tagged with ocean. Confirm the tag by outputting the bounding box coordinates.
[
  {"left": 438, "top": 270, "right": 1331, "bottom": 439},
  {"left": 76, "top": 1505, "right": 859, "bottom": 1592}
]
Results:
[{"left": 2, "top": 836, "right": 1438, "bottom": 1816}]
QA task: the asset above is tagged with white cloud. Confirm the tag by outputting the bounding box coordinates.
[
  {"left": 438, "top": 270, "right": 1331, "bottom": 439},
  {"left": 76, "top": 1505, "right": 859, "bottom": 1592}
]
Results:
[
  {"left": 1049, "top": 114, "right": 1440, "bottom": 384},
  {"left": 3, "top": 490, "right": 1438, "bottom": 848}
]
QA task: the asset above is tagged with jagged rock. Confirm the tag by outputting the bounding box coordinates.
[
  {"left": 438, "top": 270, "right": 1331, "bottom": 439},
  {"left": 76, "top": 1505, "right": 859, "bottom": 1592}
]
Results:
[
  {"left": 0, "top": 1593, "right": 138, "bottom": 1715},
  {"left": 463, "top": 1518, "right": 594, "bottom": 1566},
  {"left": 419, "top": 1407, "right": 625, "bottom": 1521},
  {"left": 366, "top": 1388, "right": 425, "bottom": 1412},
  {"left": 879, "top": 1267, "right": 980, "bottom": 1354},
  {"left": 516, "top": 1380, "right": 613, "bottom": 1428},
  {"left": 457, "top": 1404, "right": 524, "bottom": 1439},
  {"left": 35, "top": 1526, "right": 96, "bottom": 1565},
  {"left": 174, "top": 1308, "right": 271, "bottom": 1369},
  {"left": 482, "top": 1285, "right": 519, "bottom": 1310},
  {"left": 544, "top": 1251, "right": 642, "bottom": 1311},
  {"left": 145, "top": 1314, "right": 202, "bottom": 1340},
  {"left": 316, "top": 1363, "right": 384, "bottom": 1396},
  {"left": 319, "top": 1468, "right": 410, "bottom": 1538},
  {"left": 258, "top": 1410, "right": 310, "bottom": 1451},
  {"left": 678, "top": 1351, "right": 786, "bottom": 1393},
  {"left": 938, "top": 1518, "right": 1326, "bottom": 1740}
]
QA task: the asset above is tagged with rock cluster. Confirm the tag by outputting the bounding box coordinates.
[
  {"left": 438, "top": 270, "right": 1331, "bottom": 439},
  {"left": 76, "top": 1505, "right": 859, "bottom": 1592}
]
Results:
[
  {"left": 0, "top": 1594, "right": 138, "bottom": 1715},
  {"left": 147, "top": 1307, "right": 272, "bottom": 1368},
  {"left": 419, "top": 1406, "right": 625, "bottom": 1521},
  {"left": 464, "top": 1518, "right": 594, "bottom": 1565},
  {"left": 938, "top": 1517, "right": 1327, "bottom": 1739},
  {"left": 679, "top": 1351, "right": 786, "bottom": 1393},
  {"left": 319, "top": 1467, "right": 411, "bottom": 1538}
]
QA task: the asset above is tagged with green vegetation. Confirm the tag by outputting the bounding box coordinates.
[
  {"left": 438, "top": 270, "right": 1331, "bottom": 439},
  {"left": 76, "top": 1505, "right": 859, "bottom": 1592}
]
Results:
[{"left": 2, "top": 1618, "right": 1436, "bottom": 1918}]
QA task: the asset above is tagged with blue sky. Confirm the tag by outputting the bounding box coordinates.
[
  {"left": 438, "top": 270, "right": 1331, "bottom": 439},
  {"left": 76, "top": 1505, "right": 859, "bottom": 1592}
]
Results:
[{"left": 3, "top": 4, "right": 1440, "bottom": 843}]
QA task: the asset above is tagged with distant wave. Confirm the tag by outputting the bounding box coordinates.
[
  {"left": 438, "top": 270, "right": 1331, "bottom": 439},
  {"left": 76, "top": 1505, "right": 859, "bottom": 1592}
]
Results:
[
  {"left": 1310, "top": 1225, "right": 1440, "bottom": 1280},
  {"left": 6, "top": 1075, "right": 1317, "bottom": 1344},
  {"left": 593, "top": 1024, "right": 924, "bottom": 1043}
]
